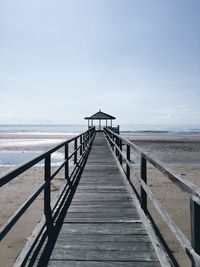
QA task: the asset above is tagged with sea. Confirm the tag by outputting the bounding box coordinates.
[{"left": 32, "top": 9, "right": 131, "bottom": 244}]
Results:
[
  {"left": 0, "top": 124, "right": 200, "bottom": 167},
  {"left": 1, "top": 124, "right": 200, "bottom": 136}
]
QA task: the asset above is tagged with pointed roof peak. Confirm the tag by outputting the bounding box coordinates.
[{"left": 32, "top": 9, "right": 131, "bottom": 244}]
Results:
[{"left": 85, "top": 110, "right": 116, "bottom": 120}]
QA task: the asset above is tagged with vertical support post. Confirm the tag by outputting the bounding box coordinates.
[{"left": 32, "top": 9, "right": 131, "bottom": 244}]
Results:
[
  {"left": 190, "top": 200, "right": 200, "bottom": 267},
  {"left": 83, "top": 133, "right": 85, "bottom": 151},
  {"left": 119, "top": 139, "right": 122, "bottom": 165},
  {"left": 114, "top": 136, "right": 116, "bottom": 156},
  {"left": 44, "top": 155, "right": 52, "bottom": 230},
  {"left": 116, "top": 136, "right": 119, "bottom": 157},
  {"left": 141, "top": 156, "right": 147, "bottom": 213},
  {"left": 74, "top": 138, "right": 77, "bottom": 165},
  {"left": 65, "top": 143, "right": 69, "bottom": 180},
  {"left": 112, "top": 133, "right": 114, "bottom": 151},
  {"left": 80, "top": 135, "right": 83, "bottom": 156},
  {"left": 86, "top": 131, "right": 89, "bottom": 145},
  {"left": 126, "top": 145, "right": 130, "bottom": 180},
  {"left": 89, "top": 128, "right": 92, "bottom": 140}
]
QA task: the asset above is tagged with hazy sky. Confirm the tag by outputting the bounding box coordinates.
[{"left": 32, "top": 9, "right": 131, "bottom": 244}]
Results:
[{"left": 1, "top": 0, "right": 200, "bottom": 125}]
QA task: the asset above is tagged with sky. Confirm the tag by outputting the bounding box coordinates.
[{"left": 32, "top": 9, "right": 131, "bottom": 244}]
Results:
[{"left": 0, "top": 0, "right": 200, "bottom": 125}]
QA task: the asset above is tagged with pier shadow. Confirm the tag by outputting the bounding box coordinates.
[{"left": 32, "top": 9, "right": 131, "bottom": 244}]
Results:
[{"left": 21, "top": 143, "right": 93, "bottom": 267}]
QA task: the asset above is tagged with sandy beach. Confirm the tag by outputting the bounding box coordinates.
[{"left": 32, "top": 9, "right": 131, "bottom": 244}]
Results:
[
  {"left": 0, "top": 134, "right": 74, "bottom": 267},
  {"left": 0, "top": 133, "right": 200, "bottom": 267},
  {"left": 127, "top": 135, "right": 200, "bottom": 267}
]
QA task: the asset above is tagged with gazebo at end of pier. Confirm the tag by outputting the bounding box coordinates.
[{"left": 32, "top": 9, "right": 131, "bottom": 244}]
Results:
[{"left": 85, "top": 109, "right": 120, "bottom": 133}]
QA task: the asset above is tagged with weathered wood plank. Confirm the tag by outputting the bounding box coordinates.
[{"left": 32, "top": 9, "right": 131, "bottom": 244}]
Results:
[
  {"left": 45, "top": 261, "right": 161, "bottom": 267},
  {"left": 57, "top": 234, "right": 151, "bottom": 243},
  {"left": 73, "top": 192, "right": 130, "bottom": 197},
  {"left": 57, "top": 232, "right": 151, "bottom": 243},
  {"left": 49, "top": 249, "right": 159, "bottom": 261},
  {"left": 76, "top": 187, "right": 127, "bottom": 193},
  {"left": 52, "top": 241, "right": 155, "bottom": 251},
  {"left": 72, "top": 195, "right": 132, "bottom": 201},
  {"left": 64, "top": 218, "right": 139, "bottom": 223},
  {"left": 77, "top": 187, "right": 127, "bottom": 191},
  {"left": 67, "top": 207, "right": 136, "bottom": 213},
  {"left": 63, "top": 212, "right": 140, "bottom": 222},
  {"left": 79, "top": 181, "right": 125, "bottom": 186},
  {"left": 59, "top": 223, "right": 147, "bottom": 235},
  {"left": 69, "top": 201, "right": 134, "bottom": 208}
]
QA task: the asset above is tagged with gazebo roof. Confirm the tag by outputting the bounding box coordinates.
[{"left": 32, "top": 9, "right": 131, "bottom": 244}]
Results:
[{"left": 85, "top": 110, "right": 116, "bottom": 120}]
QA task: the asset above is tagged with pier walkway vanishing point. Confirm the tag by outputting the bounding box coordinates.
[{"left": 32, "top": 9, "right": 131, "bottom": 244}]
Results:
[{"left": 1, "top": 128, "right": 200, "bottom": 267}]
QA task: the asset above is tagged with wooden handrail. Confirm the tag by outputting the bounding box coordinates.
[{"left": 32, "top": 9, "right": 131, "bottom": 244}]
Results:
[
  {"left": 0, "top": 127, "right": 95, "bottom": 241},
  {"left": 104, "top": 127, "right": 200, "bottom": 267},
  {"left": 104, "top": 127, "right": 200, "bottom": 204},
  {"left": 0, "top": 130, "right": 92, "bottom": 187}
]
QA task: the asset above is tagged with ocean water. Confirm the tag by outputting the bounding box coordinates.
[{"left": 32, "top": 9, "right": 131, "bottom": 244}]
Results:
[
  {"left": 0, "top": 124, "right": 200, "bottom": 167},
  {"left": 120, "top": 124, "right": 200, "bottom": 136},
  {"left": 0, "top": 124, "right": 200, "bottom": 136},
  {"left": 0, "top": 151, "right": 64, "bottom": 166},
  {"left": 0, "top": 124, "right": 87, "bottom": 135}
]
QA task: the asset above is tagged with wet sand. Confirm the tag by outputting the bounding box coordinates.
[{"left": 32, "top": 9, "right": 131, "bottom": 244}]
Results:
[{"left": 1, "top": 134, "right": 200, "bottom": 266}]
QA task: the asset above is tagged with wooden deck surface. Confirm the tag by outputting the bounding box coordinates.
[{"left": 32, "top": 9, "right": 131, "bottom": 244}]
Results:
[
  {"left": 26, "top": 132, "right": 162, "bottom": 267},
  {"left": 39, "top": 132, "right": 161, "bottom": 267}
]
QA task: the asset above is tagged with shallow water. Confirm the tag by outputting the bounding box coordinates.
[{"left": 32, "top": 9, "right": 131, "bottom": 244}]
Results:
[{"left": 0, "top": 151, "right": 64, "bottom": 166}]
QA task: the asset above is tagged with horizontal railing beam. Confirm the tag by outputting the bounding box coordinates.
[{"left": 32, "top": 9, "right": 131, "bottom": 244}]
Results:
[
  {"left": 0, "top": 127, "right": 95, "bottom": 187},
  {"left": 104, "top": 127, "right": 200, "bottom": 205},
  {"left": 104, "top": 126, "right": 200, "bottom": 266},
  {"left": 0, "top": 127, "right": 95, "bottom": 242}
]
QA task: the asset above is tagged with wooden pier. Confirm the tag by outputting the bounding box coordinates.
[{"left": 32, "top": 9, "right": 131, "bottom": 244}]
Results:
[
  {"left": 1, "top": 126, "right": 200, "bottom": 267},
  {"left": 38, "top": 132, "right": 161, "bottom": 266}
]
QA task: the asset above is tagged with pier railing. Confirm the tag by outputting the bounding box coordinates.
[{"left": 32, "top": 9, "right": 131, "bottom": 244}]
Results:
[
  {"left": 104, "top": 127, "right": 200, "bottom": 267},
  {"left": 0, "top": 127, "right": 95, "bottom": 243}
]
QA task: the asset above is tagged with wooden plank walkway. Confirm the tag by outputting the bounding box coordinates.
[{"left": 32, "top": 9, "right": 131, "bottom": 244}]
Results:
[{"left": 37, "top": 132, "right": 161, "bottom": 267}]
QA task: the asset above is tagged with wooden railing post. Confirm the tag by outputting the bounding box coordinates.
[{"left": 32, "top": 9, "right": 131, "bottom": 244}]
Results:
[
  {"left": 44, "top": 155, "right": 52, "bottom": 230},
  {"left": 87, "top": 132, "right": 90, "bottom": 144},
  {"left": 65, "top": 143, "right": 69, "bottom": 180},
  {"left": 111, "top": 133, "right": 113, "bottom": 150},
  {"left": 74, "top": 138, "right": 77, "bottom": 165},
  {"left": 89, "top": 129, "right": 91, "bottom": 141},
  {"left": 126, "top": 144, "right": 130, "bottom": 180},
  {"left": 83, "top": 133, "right": 85, "bottom": 151},
  {"left": 80, "top": 135, "right": 83, "bottom": 156},
  {"left": 115, "top": 136, "right": 118, "bottom": 157},
  {"left": 119, "top": 139, "right": 122, "bottom": 165},
  {"left": 190, "top": 200, "right": 200, "bottom": 267},
  {"left": 141, "top": 156, "right": 147, "bottom": 213}
]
